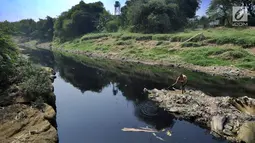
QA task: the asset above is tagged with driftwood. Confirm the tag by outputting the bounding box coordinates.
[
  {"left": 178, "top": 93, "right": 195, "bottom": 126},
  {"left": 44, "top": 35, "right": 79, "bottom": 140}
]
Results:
[
  {"left": 152, "top": 133, "right": 165, "bottom": 141},
  {"left": 121, "top": 127, "right": 158, "bottom": 133}
]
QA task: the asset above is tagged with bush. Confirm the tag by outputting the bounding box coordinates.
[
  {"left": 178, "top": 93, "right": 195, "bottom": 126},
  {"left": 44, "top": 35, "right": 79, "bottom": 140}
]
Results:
[
  {"left": 116, "top": 40, "right": 132, "bottom": 45},
  {"left": 14, "top": 59, "right": 54, "bottom": 104},
  {"left": 152, "top": 35, "right": 171, "bottom": 41},
  {"left": 135, "top": 35, "right": 152, "bottom": 41},
  {"left": 81, "top": 33, "right": 110, "bottom": 41},
  {"left": 181, "top": 42, "right": 203, "bottom": 47},
  {"left": 106, "top": 20, "right": 119, "bottom": 32},
  {"left": 0, "top": 34, "right": 18, "bottom": 88},
  {"left": 219, "top": 51, "right": 246, "bottom": 60},
  {"left": 121, "top": 35, "right": 133, "bottom": 40}
]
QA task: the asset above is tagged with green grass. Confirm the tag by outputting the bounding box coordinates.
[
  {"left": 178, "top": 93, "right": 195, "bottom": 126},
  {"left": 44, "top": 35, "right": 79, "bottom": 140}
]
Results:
[
  {"left": 178, "top": 47, "right": 255, "bottom": 70},
  {"left": 53, "top": 28, "right": 255, "bottom": 71},
  {"left": 74, "top": 28, "right": 255, "bottom": 47}
]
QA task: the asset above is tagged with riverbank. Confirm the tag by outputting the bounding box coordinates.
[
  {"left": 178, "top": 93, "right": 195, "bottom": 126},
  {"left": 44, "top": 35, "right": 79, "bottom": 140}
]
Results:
[
  {"left": 53, "top": 28, "right": 255, "bottom": 78},
  {"left": 144, "top": 88, "right": 255, "bottom": 143},
  {"left": 53, "top": 51, "right": 255, "bottom": 98},
  {"left": 0, "top": 35, "right": 58, "bottom": 143},
  {"left": 0, "top": 62, "right": 58, "bottom": 143}
]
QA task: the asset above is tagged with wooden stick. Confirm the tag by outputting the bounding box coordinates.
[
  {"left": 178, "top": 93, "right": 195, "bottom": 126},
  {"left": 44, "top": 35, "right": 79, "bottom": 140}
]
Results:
[
  {"left": 170, "top": 32, "right": 203, "bottom": 50},
  {"left": 121, "top": 128, "right": 158, "bottom": 133}
]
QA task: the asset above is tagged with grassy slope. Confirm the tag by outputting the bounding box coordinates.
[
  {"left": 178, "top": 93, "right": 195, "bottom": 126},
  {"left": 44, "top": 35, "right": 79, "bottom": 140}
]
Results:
[{"left": 53, "top": 28, "right": 255, "bottom": 71}]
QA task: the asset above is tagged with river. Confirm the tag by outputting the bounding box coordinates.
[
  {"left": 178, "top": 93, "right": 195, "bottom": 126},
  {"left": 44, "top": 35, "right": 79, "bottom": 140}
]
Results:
[{"left": 21, "top": 47, "right": 255, "bottom": 143}]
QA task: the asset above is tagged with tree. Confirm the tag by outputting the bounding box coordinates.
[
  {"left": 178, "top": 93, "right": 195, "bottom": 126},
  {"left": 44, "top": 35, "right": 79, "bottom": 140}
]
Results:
[
  {"left": 207, "top": 0, "right": 255, "bottom": 26},
  {"left": 31, "top": 16, "right": 54, "bottom": 41},
  {"left": 120, "top": 0, "right": 201, "bottom": 33},
  {"left": 207, "top": 0, "right": 233, "bottom": 26},
  {"left": 199, "top": 16, "right": 210, "bottom": 28},
  {"left": 16, "top": 19, "right": 37, "bottom": 36},
  {"left": 54, "top": 1, "right": 105, "bottom": 42},
  {"left": 97, "top": 10, "right": 113, "bottom": 32}
]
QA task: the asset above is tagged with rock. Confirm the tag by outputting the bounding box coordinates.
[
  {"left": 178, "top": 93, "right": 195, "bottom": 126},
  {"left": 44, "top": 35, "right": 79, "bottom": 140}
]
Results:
[
  {"left": 211, "top": 115, "right": 226, "bottom": 133},
  {"left": 237, "top": 122, "right": 255, "bottom": 143},
  {"left": 224, "top": 124, "right": 233, "bottom": 131},
  {"left": 43, "top": 104, "right": 56, "bottom": 120},
  {"left": 0, "top": 104, "right": 57, "bottom": 143},
  {"left": 223, "top": 128, "right": 235, "bottom": 136},
  {"left": 169, "top": 107, "right": 179, "bottom": 113}
]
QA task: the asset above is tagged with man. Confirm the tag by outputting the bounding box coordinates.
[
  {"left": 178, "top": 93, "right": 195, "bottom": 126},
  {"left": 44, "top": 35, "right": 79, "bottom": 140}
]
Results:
[{"left": 171, "top": 74, "right": 187, "bottom": 93}]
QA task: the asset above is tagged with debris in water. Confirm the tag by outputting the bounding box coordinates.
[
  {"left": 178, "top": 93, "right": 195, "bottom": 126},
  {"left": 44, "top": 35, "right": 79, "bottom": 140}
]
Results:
[
  {"left": 121, "top": 127, "right": 157, "bottom": 133},
  {"left": 152, "top": 133, "right": 165, "bottom": 141}
]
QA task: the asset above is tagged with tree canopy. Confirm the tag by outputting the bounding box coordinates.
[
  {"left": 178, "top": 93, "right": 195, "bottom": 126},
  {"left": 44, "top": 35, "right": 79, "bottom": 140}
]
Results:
[
  {"left": 54, "top": 1, "right": 105, "bottom": 42},
  {"left": 120, "top": 0, "right": 201, "bottom": 33},
  {"left": 2, "top": 0, "right": 255, "bottom": 42},
  {"left": 0, "top": 17, "right": 55, "bottom": 41}
]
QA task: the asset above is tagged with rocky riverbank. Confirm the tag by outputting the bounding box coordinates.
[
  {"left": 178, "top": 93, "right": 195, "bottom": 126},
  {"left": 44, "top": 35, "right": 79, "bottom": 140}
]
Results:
[
  {"left": 0, "top": 67, "right": 58, "bottom": 143},
  {"left": 144, "top": 88, "right": 255, "bottom": 143}
]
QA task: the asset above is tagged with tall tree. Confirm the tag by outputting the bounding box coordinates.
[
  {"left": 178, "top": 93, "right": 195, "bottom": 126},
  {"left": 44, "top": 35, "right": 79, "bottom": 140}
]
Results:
[
  {"left": 207, "top": 0, "right": 233, "bottom": 26},
  {"left": 120, "top": 0, "right": 201, "bottom": 33},
  {"left": 54, "top": 1, "right": 105, "bottom": 42},
  {"left": 207, "top": 0, "right": 255, "bottom": 26}
]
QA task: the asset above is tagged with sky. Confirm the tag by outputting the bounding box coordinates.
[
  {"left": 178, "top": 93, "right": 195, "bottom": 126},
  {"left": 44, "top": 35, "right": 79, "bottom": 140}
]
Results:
[{"left": 0, "top": 0, "right": 211, "bottom": 22}]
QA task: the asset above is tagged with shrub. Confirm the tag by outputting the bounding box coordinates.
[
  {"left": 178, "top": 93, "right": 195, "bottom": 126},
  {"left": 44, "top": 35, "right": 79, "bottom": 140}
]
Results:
[
  {"left": 135, "top": 35, "right": 152, "bottom": 41},
  {"left": 116, "top": 40, "right": 132, "bottom": 45},
  {"left": 106, "top": 20, "right": 119, "bottom": 32},
  {"left": 81, "top": 33, "right": 110, "bottom": 41},
  {"left": 181, "top": 42, "right": 203, "bottom": 47}
]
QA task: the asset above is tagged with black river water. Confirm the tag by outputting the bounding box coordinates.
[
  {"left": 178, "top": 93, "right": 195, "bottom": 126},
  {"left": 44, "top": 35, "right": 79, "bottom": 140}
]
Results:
[{"left": 21, "top": 47, "right": 255, "bottom": 143}]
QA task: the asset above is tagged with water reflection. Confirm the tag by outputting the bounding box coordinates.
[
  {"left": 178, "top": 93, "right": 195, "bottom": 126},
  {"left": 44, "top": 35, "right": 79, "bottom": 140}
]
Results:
[
  {"left": 20, "top": 46, "right": 55, "bottom": 68},
  {"left": 22, "top": 48, "right": 232, "bottom": 143},
  {"left": 53, "top": 54, "right": 229, "bottom": 143},
  {"left": 54, "top": 54, "right": 169, "bottom": 100},
  {"left": 55, "top": 54, "right": 176, "bottom": 130}
]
